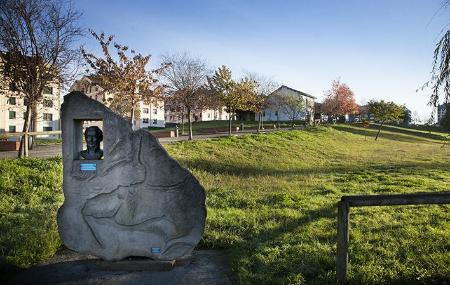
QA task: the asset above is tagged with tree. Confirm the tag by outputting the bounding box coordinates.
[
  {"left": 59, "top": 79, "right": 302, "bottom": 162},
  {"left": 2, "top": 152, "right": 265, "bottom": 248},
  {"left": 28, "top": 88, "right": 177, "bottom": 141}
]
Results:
[
  {"left": 208, "top": 66, "right": 256, "bottom": 135},
  {"left": 244, "top": 72, "right": 277, "bottom": 132},
  {"left": 0, "top": 0, "right": 83, "bottom": 157},
  {"left": 322, "top": 79, "right": 358, "bottom": 122},
  {"left": 368, "top": 100, "right": 405, "bottom": 140},
  {"left": 161, "top": 53, "right": 217, "bottom": 140},
  {"left": 82, "top": 31, "right": 167, "bottom": 129},
  {"left": 267, "top": 92, "right": 285, "bottom": 127},
  {"left": 280, "top": 94, "right": 305, "bottom": 128}
]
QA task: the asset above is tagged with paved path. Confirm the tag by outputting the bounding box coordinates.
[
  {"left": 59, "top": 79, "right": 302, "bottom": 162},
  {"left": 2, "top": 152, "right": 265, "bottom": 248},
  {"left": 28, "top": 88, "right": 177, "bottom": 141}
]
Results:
[
  {"left": 8, "top": 249, "right": 232, "bottom": 285},
  {"left": 0, "top": 128, "right": 292, "bottom": 159}
]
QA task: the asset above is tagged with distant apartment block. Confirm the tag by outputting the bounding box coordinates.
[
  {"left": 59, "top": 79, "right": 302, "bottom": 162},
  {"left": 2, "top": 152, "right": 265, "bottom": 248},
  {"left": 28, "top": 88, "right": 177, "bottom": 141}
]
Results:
[
  {"left": 70, "top": 76, "right": 165, "bottom": 128},
  {"left": 0, "top": 59, "right": 61, "bottom": 137},
  {"left": 437, "top": 103, "right": 448, "bottom": 125},
  {"left": 165, "top": 104, "right": 230, "bottom": 124},
  {"left": 257, "top": 85, "right": 316, "bottom": 122}
]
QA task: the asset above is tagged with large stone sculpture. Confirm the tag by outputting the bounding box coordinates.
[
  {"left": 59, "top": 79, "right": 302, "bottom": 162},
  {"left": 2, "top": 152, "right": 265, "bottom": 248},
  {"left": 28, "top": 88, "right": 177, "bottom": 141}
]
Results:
[{"left": 57, "top": 92, "right": 206, "bottom": 261}]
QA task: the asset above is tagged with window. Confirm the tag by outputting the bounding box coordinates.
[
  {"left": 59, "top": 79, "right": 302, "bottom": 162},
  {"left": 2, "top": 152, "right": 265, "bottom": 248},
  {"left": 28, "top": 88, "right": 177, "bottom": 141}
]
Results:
[
  {"left": 43, "top": 99, "right": 53, "bottom": 108},
  {"left": 95, "top": 86, "right": 99, "bottom": 92},
  {"left": 153, "top": 108, "right": 157, "bottom": 115},
  {"left": 7, "top": 97, "right": 16, "bottom": 105},
  {"left": 43, "top": 113, "right": 53, "bottom": 121},
  {"left": 143, "top": 108, "right": 149, "bottom": 114},
  {"left": 43, "top": 86, "right": 53, "bottom": 95},
  {"left": 153, "top": 119, "right": 157, "bottom": 125},
  {"left": 143, "top": 118, "right": 149, "bottom": 124},
  {"left": 43, "top": 127, "right": 53, "bottom": 131},
  {"left": 9, "top": 111, "right": 16, "bottom": 119},
  {"left": 9, "top": 125, "right": 16, "bottom": 132}
]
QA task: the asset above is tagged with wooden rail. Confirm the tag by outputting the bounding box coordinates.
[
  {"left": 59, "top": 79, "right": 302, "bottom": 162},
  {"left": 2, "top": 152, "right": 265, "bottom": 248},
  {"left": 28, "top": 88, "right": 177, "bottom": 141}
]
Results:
[
  {"left": 336, "top": 192, "right": 450, "bottom": 283},
  {"left": 0, "top": 130, "right": 61, "bottom": 138}
]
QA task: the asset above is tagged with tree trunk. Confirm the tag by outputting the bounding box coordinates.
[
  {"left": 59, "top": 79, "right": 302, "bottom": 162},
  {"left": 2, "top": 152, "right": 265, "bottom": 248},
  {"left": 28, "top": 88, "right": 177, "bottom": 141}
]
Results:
[
  {"left": 375, "top": 122, "right": 384, "bottom": 141},
  {"left": 130, "top": 104, "right": 136, "bottom": 130},
  {"left": 229, "top": 114, "right": 232, "bottom": 136},
  {"left": 257, "top": 112, "right": 261, "bottom": 133},
  {"left": 18, "top": 105, "right": 32, "bottom": 158},
  {"left": 30, "top": 102, "right": 38, "bottom": 149},
  {"left": 261, "top": 113, "right": 264, "bottom": 130},
  {"left": 187, "top": 108, "right": 193, "bottom": 140},
  {"left": 181, "top": 115, "right": 185, "bottom": 135}
]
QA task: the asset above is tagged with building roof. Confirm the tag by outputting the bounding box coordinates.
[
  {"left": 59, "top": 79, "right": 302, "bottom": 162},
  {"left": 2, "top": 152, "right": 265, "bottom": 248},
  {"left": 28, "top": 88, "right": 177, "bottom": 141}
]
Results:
[{"left": 273, "top": 85, "right": 317, "bottom": 99}]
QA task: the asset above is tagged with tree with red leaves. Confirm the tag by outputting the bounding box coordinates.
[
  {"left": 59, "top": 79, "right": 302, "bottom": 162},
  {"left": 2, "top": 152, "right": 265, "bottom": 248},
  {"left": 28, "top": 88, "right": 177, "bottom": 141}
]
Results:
[{"left": 322, "top": 79, "right": 358, "bottom": 121}]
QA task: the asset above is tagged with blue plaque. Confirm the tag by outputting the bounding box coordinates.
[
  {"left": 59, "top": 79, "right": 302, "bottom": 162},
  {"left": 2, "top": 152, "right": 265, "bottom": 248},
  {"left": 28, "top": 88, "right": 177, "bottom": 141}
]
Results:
[
  {"left": 80, "top": 163, "right": 96, "bottom": 171},
  {"left": 151, "top": 247, "right": 161, "bottom": 254}
]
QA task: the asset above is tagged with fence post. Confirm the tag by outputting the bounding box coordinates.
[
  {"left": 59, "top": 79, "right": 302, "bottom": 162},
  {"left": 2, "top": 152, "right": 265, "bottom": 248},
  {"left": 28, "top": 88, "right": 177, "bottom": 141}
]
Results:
[{"left": 336, "top": 200, "right": 349, "bottom": 283}]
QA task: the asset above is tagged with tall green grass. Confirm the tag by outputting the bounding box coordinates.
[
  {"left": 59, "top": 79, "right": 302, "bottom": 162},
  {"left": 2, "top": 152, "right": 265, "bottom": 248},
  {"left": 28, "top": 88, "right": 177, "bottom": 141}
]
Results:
[{"left": 0, "top": 157, "right": 63, "bottom": 282}]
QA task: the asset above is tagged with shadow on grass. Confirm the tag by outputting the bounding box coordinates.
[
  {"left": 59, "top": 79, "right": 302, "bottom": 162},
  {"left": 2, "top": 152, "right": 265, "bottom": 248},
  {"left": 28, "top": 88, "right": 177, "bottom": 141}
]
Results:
[
  {"left": 370, "top": 124, "right": 448, "bottom": 141},
  {"left": 331, "top": 125, "right": 446, "bottom": 144},
  {"left": 225, "top": 203, "right": 338, "bottom": 283},
  {"left": 178, "top": 157, "right": 450, "bottom": 178}
]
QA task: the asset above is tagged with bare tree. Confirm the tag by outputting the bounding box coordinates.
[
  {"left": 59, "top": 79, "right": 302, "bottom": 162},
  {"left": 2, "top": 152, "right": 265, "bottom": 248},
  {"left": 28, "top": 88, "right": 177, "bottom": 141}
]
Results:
[
  {"left": 0, "top": 0, "right": 83, "bottom": 157},
  {"left": 267, "top": 92, "right": 285, "bottom": 127},
  {"left": 280, "top": 94, "right": 305, "bottom": 128},
  {"left": 82, "top": 31, "right": 167, "bottom": 129},
  {"left": 245, "top": 72, "right": 277, "bottom": 132},
  {"left": 161, "top": 53, "right": 216, "bottom": 140}
]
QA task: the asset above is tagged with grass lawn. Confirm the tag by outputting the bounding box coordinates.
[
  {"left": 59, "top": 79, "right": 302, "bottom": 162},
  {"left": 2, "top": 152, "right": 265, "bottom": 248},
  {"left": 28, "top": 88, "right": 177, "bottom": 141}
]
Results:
[
  {"left": 1, "top": 124, "right": 449, "bottom": 284},
  {"left": 0, "top": 157, "right": 62, "bottom": 283}
]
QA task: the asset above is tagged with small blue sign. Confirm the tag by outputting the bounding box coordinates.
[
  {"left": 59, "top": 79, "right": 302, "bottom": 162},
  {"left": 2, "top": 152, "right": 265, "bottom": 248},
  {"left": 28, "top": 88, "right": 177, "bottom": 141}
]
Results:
[
  {"left": 80, "top": 163, "right": 96, "bottom": 171},
  {"left": 151, "top": 247, "right": 161, "bottom": 254}
]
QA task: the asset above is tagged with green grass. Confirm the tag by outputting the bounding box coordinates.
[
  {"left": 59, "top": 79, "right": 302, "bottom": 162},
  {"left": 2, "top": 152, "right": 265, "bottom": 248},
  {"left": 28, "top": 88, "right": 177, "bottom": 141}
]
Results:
[
  {"left": 1, "top": 124, "right": 449, "bottom": 284},
  {"left": 164, "top": 125, "right": 450, "bottom": 284},
  {"left": 0, "top": 157, "right": 63, "bottom": 283},
  {"left": 34, "top": 138, "right": 62, "bottom": 145}
]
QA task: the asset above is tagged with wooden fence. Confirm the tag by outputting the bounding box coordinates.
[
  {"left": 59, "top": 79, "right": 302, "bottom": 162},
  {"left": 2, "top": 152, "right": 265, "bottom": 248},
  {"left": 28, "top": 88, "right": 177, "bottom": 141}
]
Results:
[
  {"left": 336, "top": 192, "right": 450, "bottom": 283},
  {"left": 1, "top": 130, "right": 61, "bottom": 138}
]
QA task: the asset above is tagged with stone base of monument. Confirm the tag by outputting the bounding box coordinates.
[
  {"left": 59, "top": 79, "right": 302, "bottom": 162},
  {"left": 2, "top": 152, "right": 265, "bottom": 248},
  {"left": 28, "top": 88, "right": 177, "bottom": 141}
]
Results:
[
  {"left": 93, "top": 255, "right": 193, "bottom": 272},
  {"left": 8, "top": 249, "right": 232, "bottom": 285}
]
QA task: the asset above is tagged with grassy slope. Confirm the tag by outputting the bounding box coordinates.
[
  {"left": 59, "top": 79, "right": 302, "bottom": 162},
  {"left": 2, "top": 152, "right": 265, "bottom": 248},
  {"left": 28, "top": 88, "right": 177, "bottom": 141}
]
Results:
[
  {"left": 0, "top": 125, "right": 449, "bottom": 284},
  {"left": 165, "top": 125, "right": 450, "bottom": 284}
]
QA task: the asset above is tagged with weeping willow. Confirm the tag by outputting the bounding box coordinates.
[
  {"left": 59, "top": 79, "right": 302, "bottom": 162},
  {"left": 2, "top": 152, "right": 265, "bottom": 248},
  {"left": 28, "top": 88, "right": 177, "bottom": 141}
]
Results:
[{"left": 429, "top": 29, "right": 450, "bottom": 109}]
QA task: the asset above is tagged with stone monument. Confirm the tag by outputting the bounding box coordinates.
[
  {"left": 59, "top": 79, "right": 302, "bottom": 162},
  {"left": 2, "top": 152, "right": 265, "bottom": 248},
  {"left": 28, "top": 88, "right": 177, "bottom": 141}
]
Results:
[{"left": 57, "top": 91, "right": 206, "bottom": 261}]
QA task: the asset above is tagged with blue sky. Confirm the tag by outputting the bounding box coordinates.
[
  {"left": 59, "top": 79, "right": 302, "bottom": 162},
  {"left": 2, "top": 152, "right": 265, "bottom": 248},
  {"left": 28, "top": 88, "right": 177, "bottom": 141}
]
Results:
[{"left": 73, "top": 0, "right": 450, "bottom": 121}]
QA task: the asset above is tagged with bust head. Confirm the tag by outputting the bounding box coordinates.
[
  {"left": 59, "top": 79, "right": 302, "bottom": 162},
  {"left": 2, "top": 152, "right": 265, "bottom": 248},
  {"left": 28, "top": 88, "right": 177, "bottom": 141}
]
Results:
[{"left": 80, "top": 126, "right": 103, "bottom": 160}]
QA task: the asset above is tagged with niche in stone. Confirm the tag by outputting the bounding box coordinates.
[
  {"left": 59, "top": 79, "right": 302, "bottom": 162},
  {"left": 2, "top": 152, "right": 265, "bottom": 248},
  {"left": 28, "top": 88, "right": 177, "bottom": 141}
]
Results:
[{"left": 79, "top": 121, "right": 104, "bottom": 160}]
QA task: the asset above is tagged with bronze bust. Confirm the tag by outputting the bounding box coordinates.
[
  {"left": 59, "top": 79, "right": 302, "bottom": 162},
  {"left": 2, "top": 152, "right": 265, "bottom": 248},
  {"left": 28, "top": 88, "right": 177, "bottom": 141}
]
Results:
[{"left": 80, "top": 126, "right": 103, "bottom": 160}]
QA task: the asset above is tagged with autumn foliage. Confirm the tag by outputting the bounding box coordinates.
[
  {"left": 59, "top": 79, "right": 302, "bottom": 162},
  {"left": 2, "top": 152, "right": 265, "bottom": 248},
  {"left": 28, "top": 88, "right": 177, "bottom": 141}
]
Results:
[
  {"left": 322, "top": 79, "right": 358, "bottom": 117},
  {"left": 81, "top": 30, "right": 167, "bottom": 128}
]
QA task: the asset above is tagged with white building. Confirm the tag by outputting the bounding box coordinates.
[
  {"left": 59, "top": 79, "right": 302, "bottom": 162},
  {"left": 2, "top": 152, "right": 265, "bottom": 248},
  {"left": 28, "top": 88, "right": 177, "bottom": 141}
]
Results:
[
  {"left": 257, "top": 85, "right": 316, "bottom": 122},
  {"left": 0, "top": 60, "right": 61, "bottom": 137},
  {"left": 165, "top": 107, "right": 229, "bottom": 124},
  {"left": 70, "top": 76, "right": 165, "bottom": 129}
]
